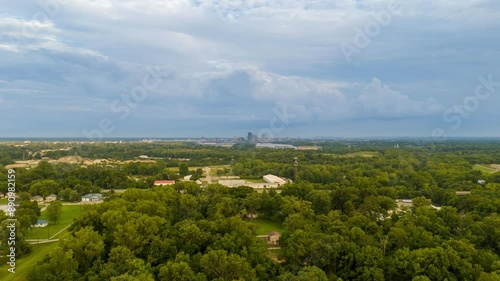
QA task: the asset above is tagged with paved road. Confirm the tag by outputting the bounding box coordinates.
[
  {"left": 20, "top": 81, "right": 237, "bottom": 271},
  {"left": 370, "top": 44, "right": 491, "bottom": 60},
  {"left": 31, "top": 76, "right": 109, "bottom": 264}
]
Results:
[
  {"left": 203, "top": 167, "right": 212, "bottom": 184},
  {"left": 26, "top": 239, "right": 59, "bottom": 245}
]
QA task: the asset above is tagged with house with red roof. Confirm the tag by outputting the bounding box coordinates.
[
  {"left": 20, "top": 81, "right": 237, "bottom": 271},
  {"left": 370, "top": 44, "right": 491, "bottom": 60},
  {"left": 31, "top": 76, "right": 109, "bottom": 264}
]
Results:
[{"left": 154, "top": 180, "right": 175, "bottom": 186}]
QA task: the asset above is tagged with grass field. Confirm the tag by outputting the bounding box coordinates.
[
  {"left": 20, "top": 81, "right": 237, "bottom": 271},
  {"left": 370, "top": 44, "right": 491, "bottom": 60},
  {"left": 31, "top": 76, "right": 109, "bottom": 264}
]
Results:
[
  {"left": 252, "top": 217, "right": 284, "bottom": 235},
  {"left": 26, "top": 205, "right": 82, "bottom": 240},
  {"left": 0, "top": 206, "right": 81, "bottom": 280},
  {"left": 473, "top": 164, "right": 499, "bottom": 174},
  {"left": 0, "top": 241, "right": 59, "bottom": 281},
  {"left": 328, "top": 151, "right": 381, "bottom": 158},
  {"left": 0, "top": 198, "right": 8, "bottom": 204},
  {"left": 269, "top": 248, "right": 282, "bottom": 255}
]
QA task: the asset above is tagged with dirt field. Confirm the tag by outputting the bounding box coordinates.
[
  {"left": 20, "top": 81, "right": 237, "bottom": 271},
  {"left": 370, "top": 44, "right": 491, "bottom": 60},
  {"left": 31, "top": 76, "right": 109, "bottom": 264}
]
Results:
[{"left": 490, "top": 164, "right": 500, "bottom": 171}]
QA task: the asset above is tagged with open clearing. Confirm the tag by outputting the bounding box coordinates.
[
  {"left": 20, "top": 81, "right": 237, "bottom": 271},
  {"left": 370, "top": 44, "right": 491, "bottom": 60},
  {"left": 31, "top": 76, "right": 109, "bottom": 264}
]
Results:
[
  {"left": 251, "top": 217, "right": 284, "bottom": 235},
  {"left": 26, "top": 205, "right": 82, "bottom": 240},
  {"left": 326, "top": 151, "right": 381, "bottom": 158},
  {"left": 474, "top": 164, "right": 500, "bottom": 174},
  {"left": 0, "top": 206, "right": 81, "bottom": 280}
]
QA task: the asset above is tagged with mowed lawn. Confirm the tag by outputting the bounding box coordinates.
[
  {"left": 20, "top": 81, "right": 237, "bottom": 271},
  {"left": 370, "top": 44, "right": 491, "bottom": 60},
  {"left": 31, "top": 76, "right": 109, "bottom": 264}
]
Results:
[
  {"left": 0, "top": 241, "right": 59, "bottom": 281},
  {"left": 0, "top": 206, "right": 81, "bottom": 280},
  {"left": 26, "top": 205, "right": 82, "bottom": 240},
  {"left": 473, "top": 164, "right": 499, "bottom": 174},
  {"left": 252, "top": 217, "right": 284, "bottom": 235}
]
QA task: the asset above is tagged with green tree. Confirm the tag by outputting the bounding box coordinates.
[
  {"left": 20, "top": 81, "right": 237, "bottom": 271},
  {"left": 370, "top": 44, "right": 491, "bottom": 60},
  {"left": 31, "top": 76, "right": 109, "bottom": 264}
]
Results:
[
  {"left": 179, "top": 163, "right": 189, "bottom": 177},
  {"left": 62, "top": 226, "right": 105, "bottom": 272},
  {"left": 27, "top": 248, "right": 79, "bottom": 281},
  {"left": 46, "top": 201, "right": 63, "bottom": 224},
  {"left": 200, "top": 250, "right": 257, "bottom": 281},
  {"left": 279, "top": 266, "right": 328, "bottom": 281},
  {"left": 159, "top": 261, "right": 206, "bottom": 281}
]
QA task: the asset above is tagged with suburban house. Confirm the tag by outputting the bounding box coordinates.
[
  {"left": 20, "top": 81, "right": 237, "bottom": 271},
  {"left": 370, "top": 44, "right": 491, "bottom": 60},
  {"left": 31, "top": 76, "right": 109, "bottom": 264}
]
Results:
[
  {"left": 45, "top": 194, "right": 57, "bottom": 202},
  {"left": 154, "top": 180, "right": 175, "bottom": 186},
  {"left": 81, "top": 193, "right": 103, "bottom": 202},
  {"left": 243, "top": 213, "right": 258, "bottom": 220},
  {"left": 33, "top": 219, "right": 48, "bottom": 228},
  {"left": 31, "top": 195, "right": 44, "bottom": 203},
  {"left": 267, "top": 231, "right": 281, "bottom": 245},
  {"left": 395, "top": 199, "right": 441, "bottom": 212}
]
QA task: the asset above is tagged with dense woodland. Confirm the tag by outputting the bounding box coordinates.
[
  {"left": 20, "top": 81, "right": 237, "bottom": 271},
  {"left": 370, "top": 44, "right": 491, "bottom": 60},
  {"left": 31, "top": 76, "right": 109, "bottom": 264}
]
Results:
[{"left": 1, "top": 140, "right": 500, "bottom": 280}]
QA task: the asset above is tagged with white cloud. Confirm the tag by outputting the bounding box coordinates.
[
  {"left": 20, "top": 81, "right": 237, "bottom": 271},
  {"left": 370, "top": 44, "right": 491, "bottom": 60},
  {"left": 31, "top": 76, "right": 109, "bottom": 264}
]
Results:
[
  {"left": 354, "top": 78, "right": 443, "bottom": 119},
  {"left": 0, "top": 16, "right": 107, "bottom": 59},
  {"left": 0, "top": 0, "right": 498, "bottom": 137}
]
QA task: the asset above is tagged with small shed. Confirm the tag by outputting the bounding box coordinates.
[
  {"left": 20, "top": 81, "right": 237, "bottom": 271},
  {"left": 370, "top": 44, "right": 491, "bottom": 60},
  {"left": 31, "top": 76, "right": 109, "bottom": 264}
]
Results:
[
  {"left": 243, "top": 213, "right": 258, "bottom": 220},
  {"left": 33, "top": 219, "right": 48, "bottom": 228},
  {"left": 267, "top": 231, "right": 281, "bottom": 245}
]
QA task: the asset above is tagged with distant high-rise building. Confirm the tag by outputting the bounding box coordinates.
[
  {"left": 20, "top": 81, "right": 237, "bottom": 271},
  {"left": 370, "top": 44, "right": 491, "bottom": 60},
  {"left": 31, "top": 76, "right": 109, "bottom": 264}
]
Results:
[
  {"left": 247, "top": 132, "right": 258, "bottom": 142},
  {"left": 261, "top": 133, "right": 268, "bottom": 141}
]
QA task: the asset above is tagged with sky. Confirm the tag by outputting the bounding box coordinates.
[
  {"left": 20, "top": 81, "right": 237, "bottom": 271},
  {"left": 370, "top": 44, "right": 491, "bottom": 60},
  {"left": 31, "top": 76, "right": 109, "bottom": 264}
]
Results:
[{"left": 0, "top": 0, "right": 499, "bottom": 139}]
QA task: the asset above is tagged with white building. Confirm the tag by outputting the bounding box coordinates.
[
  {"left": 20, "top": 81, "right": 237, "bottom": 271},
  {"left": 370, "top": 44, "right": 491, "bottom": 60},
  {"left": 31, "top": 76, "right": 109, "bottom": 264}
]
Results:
[
  {"left": 45, "top": 194, "right": 57, "bottom": 202},
  {"left": 81, "top": 193, "right": 103, "bottom": 202},
  {"left": 154, "top": 180, "right": 175, "bottom": 186},
  {"left": 263, "top": 174, "right": 287, "bottom": 185},
  {"left": 218, "top": 179, "right": 247, "bottom": 187},
  {"left": 33, "top": 219, "right": 48, "bottom": 227},
  {"left": 31, "top": 195, "right": 44, "bottom": 203},
  {"left": 256, "top": 143, "right": 297, "bottom": 149},
  {"left": 218, "top": 179, "right": 281, "bottom": 189}
]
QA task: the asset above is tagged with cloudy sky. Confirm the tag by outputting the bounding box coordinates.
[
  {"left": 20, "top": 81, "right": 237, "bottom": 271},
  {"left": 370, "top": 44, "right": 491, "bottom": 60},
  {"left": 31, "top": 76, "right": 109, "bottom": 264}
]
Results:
[{"left": 1, "top": 0, "right": 499, "bottom": 138}]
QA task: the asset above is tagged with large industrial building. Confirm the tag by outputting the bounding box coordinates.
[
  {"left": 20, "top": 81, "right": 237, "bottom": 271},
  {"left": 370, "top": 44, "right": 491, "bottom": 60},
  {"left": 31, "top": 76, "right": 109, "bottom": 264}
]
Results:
[
  {"left": 256, "top": 143, "right": 297, "bottom": 149},
  {"left": 263, "top": 174, "right": 287, "bottom": 185},
  {"left": 218, "top": 174, "right": 288, "bottom": 189}
]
